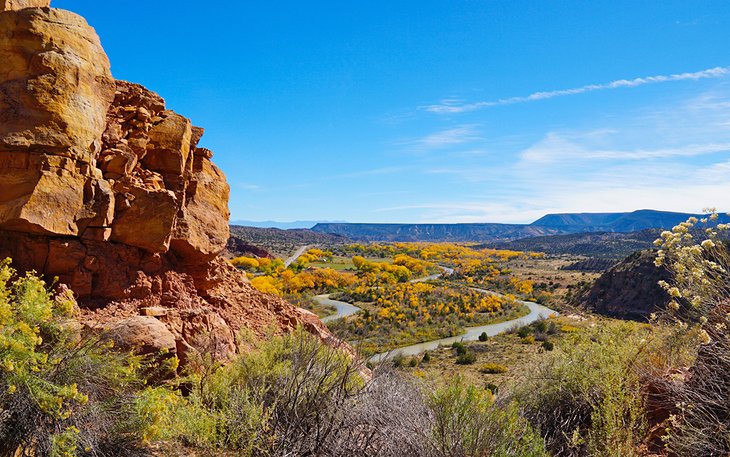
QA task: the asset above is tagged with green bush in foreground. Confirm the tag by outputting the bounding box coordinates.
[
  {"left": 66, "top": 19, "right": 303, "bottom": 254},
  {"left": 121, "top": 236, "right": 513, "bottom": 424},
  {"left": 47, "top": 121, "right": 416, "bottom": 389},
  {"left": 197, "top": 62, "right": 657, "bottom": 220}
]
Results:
[
  {"left": 161, "top": 327, "right": 364, "bottom": 455},
  {"left": 541, "top": 340, "right": 554, "bottom": 351},
  {"left": 513, "top": 321, "right": 649, "bottom": 457},
  {"left": 0, "top": 259, "right": 154, "bottom": 457},
  {"left": 430, "top": 377, "right": 547, "bottom": 457}
]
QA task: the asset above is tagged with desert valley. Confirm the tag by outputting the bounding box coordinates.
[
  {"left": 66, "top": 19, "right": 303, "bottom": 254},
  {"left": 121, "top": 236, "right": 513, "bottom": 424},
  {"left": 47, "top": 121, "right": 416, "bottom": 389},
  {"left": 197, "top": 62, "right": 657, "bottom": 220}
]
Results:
[{"left": 1, "top": 1, "right": 730, "bottom": 456}]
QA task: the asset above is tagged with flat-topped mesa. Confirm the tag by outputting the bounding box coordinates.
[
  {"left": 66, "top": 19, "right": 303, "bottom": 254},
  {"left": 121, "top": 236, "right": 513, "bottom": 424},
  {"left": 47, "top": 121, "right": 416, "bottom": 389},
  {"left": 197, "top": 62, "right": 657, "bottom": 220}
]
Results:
[
  {"left": 1, "top": 0, "right": 49, "bottom": 11},
  {"left": 0, "top": 5, "right": 340, "bottom": 366}
]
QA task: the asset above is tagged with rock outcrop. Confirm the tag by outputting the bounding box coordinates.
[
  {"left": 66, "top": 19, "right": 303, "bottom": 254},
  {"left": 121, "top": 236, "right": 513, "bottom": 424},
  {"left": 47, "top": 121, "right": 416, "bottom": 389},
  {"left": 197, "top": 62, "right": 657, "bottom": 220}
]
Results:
[
  {"left": 1, "top": 0, "right": 49, "bottom": 12},
  {"left": 0, "top": 4, "right": 341, "bottom": 366}
]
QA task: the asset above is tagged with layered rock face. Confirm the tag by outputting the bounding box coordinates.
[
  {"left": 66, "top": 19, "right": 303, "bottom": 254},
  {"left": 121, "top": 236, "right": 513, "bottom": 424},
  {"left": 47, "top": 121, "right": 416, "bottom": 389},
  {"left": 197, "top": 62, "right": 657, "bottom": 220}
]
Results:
[{"left": 0, "top": 5, "right": 337, "bottom": 364}]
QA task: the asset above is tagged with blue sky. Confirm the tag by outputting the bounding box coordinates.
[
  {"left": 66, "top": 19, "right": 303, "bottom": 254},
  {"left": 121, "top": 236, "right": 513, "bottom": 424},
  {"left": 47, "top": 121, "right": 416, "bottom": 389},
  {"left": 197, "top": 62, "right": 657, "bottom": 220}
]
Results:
[{"left": 56, "top": 0, "right": 730, "bottom": 223}]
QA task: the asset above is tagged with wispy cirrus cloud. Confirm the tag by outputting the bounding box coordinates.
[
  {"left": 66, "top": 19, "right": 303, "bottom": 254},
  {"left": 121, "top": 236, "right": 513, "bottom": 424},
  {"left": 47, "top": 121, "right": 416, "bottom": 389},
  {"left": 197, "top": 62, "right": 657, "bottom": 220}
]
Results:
[
  {"left": 334, "top": 166, "right": 409, "bottom": 179},
  {"left": 398, "top": 124, "right": 482, "bottom": 151},
  {"left": 422, "top": 66, "right": 730, "bottom": 114},
  {"left": 520, "top": 133, "right": 730, "bottom": 164},
  {"left": 238, "top": 183, "right": 262, "bottom": 191}
]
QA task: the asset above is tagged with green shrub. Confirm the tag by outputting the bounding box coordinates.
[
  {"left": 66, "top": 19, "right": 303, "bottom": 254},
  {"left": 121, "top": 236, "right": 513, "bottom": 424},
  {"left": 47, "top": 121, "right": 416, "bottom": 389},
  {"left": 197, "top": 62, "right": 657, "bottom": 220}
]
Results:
[
  {"left": 451, "top": 341, "right": 466, "bottom": 355},
  {"left": 541, "top": 340, "right": 554, "bottom": 351},
  {"left": 478, "top": 332, "right": 489, "bottom": 342},
  {"left": 480, "top": 363, "right": 508, "bottom": 374},
  {"left": 430, "top": 377, "right": 547, "bottom": 456},
  {"left": 517, "top": 326, "right": 531, "bottom": 338},
  {"left": 533, "top": 320, "right": 547, "bottom": 333},
  {"left": 408, "top": 357, "right": 418, "bottom": 367},
  {"left": 421, "top": 351, "right": 431, "bottom": 363},
  {"left": 391, "top": 352, "right": 406, "bottom": 368},
  {"left": 513, "top": 321, "right": 648, "bottom": 457},
  {"left": 191, "top": 327, "right": 363, "bottom": 454},
  {"left": 456, "top": 352, "right": 476, "bottom": 365},
  {"left": 521, "top": 335, "right": 535, "bottom": 344},
  {"left": 0, "top": 259, "right": 153, "bottom": 456}
]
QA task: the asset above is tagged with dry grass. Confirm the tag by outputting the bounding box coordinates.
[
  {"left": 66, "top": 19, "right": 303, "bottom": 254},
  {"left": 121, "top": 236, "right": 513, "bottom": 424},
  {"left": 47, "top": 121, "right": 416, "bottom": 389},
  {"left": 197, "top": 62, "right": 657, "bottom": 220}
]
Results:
[{"left": 400, "top": 315, "right": 600, "bottom": 390}]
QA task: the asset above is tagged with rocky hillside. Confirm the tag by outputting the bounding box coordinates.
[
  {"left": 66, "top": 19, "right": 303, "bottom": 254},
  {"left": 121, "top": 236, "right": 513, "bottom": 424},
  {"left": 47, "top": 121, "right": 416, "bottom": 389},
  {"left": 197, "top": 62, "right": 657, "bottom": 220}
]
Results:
[
  {"left": 574, "top": 250, "right": 671, "bottom": 320},
  {"left": 0, "top": 2, "right": 337, "bottom": 364},
  {"left": 489, "top": 229, "right": 660, "bottom": 259},
  {"left": 228, "top": 225, "right": 348, "bottom": 258},
  {"left": 311, "top": 222, "right": 561, "bottom": 242}
]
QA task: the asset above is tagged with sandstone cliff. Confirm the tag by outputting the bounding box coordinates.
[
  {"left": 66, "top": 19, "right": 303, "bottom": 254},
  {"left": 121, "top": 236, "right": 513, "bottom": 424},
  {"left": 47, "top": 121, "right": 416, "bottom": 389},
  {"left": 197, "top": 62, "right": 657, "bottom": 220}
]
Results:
[{"left": 0, "top": 1, "right": 337, "bottom": 364}]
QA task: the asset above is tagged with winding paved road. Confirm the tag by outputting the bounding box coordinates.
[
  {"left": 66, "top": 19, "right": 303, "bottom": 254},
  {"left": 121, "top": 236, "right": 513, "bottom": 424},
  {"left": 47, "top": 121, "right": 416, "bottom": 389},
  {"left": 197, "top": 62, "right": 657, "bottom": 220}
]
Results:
[
  {"left": 312, "top": 264, "right": 558, "bottom": 362},
  {"left": 368, "top": 299, "right": 557, "bottom": 363},
  {"left": 284, "top": 245, "right": 312, "bottom": 267},
  {"left": 410, "top": 265, "right": 454, "bottom": 283},
  {"left": 316, "top": 294, "right": 363, "bottom": 323}
]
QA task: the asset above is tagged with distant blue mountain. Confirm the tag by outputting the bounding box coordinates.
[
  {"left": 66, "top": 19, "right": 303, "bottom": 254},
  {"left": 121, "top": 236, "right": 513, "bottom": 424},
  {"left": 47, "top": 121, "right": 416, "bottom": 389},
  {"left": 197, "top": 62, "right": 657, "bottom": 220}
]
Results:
[
  {"left": 530, "top": 209, "right": 730, "bottom": 232},
  {"left": 311, "top": 210, "right": 729, "bottom": 242},
  {"left": 230, "top": 220, "right": 348, "bottom": 230}
]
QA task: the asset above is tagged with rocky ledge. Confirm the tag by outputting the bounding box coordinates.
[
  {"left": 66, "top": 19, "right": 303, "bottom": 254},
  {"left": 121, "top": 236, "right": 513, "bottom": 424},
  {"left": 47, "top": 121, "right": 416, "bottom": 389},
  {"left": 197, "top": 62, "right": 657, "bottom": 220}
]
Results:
[{"left": 0, "top": 2, "right": 341, "bottom": 366}]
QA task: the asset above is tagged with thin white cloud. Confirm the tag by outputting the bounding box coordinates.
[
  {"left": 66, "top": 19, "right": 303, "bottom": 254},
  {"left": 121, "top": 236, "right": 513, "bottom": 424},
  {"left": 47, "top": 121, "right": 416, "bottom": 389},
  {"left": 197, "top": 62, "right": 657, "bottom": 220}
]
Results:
[
  {"left": 697, "top": 160, "right": 730, "bottom": 181},
  {"left": 520, "top": 133, "right": 730, "bottom": 164},
  {"left": 398, "top": 125, "right": 481, "bottom": 151},
  {"left": 335, "top": 166, "right": 408, "bottom": 179},
  {"left": 423, "top": 66, "right": 730, "bottom": 114},
  {"left": 373, "top": 179, "right": 730, "bottom": 224}
]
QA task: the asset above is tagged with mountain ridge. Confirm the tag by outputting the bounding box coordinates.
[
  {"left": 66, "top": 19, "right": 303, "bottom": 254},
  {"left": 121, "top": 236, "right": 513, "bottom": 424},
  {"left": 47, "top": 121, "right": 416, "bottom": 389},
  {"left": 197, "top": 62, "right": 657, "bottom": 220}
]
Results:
[{"left": 311, "top": 210, "right": 729, "bottom": 242}]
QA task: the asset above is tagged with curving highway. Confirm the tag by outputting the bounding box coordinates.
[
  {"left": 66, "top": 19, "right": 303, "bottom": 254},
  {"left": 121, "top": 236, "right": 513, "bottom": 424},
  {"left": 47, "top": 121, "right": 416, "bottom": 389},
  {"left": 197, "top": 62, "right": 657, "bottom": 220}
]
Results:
[
  {"left": 312, "top": 264, "right": 558, "bottom": 362},
  {"left": 284, "top": 245, "right": 313, "bottom": 267}
]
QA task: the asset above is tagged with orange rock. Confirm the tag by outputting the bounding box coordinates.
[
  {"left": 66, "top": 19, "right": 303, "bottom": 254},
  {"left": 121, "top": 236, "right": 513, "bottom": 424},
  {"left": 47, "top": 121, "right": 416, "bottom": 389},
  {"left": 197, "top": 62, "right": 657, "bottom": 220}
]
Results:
[
  {"left": 106, "top": 316, "right": 177, "bottom": 356},
  {"left": 1, "top": 0, "right": 49, "bottom": 12},
  {"left": 170, "top": 153, "right": 230, "bottom": 262},
  {"left": 0, "top": 8, "right": 114, "bottom": 161},
  {"left": 0, "top": 5, "right": 352, "bottom": 368},
  {"left": 143, "top": 112, "right": 193, "bottom": 176},
  {"left": 110, "top": 185, "right": 178, "bottom": 253},
  {"left": 0, "top": 8, "right": 114, "bottom": 237}
]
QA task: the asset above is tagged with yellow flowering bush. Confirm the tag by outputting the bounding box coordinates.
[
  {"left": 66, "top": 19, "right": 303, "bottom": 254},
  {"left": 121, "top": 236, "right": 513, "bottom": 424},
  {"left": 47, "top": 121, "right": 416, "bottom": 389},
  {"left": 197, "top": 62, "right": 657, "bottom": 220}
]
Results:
[{"left": 652, "top": 210, "right": 730, "bottom": 455}]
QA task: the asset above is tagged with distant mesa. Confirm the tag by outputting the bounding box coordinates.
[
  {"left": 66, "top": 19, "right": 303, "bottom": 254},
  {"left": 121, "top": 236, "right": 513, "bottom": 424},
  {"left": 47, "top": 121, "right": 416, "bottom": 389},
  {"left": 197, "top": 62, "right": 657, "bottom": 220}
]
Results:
[
  {"left": 529, "top": 209, "right": 720, "bottom": 233},
  {"left": 231, "top": 220, "right": 348, "bottom": 230},
  {"left": 311, "top": 210, "right": 729, "bottom": 242}
]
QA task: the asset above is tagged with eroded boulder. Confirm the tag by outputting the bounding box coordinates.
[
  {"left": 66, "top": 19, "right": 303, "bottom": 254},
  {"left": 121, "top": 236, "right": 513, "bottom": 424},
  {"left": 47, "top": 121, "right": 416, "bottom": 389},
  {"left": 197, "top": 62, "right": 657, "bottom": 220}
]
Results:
[
  {"left": 1, "top": 0, "right": 49, "bottom": 12},
  {"left": 0, "top": 8, "right": 114, "bottom": 160},
  {"left": 106, "top": 316, "right": 177, "bottom": 356},
  {"left": 0, "top": 8, "right": 114, "bottom": 236}
]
